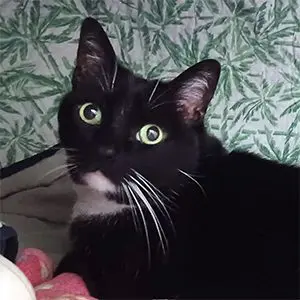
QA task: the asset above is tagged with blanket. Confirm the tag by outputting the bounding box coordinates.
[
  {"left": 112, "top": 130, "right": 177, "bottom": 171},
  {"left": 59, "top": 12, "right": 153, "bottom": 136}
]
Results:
[{"left": 1, "top": 150, "right": 72, "bottom": 263}]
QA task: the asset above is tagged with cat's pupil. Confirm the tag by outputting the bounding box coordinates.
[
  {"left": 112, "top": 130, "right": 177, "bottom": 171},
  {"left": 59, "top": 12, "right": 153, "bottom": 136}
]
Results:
[
  {"left": 84, "top": 105, "right": 98, "bottom": 120},
  {"left": 147, "top": 126, "right": 159, "bottom": 141}
]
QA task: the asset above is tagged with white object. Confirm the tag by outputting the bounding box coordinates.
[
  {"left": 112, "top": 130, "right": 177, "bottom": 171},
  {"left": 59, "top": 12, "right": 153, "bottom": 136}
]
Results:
[{"left": 0, "top": 254, "right": 36, "bottom": 300}]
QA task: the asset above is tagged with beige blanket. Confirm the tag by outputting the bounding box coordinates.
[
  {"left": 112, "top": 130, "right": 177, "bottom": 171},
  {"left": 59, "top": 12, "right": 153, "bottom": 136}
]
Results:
[{"left": 0, "top": 150, "right": 75, "bottom": 263}]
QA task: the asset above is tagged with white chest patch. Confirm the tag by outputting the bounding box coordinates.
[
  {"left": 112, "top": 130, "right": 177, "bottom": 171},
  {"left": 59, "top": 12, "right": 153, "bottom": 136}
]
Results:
[
  {"left": 72, "top": 171, "right": 130, "bottom": 219},
  {"left": 82, "top": 171, "right": 116, "bottom": 193}
]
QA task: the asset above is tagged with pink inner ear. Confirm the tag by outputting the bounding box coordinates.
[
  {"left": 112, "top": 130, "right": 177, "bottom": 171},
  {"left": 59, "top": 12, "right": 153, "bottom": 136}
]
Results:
[
  {"left": 176, "top": 75, "right": 211, "bottom": 122},
  {"left": 77, "top": 36, "right": 104, "bottom": 74}
]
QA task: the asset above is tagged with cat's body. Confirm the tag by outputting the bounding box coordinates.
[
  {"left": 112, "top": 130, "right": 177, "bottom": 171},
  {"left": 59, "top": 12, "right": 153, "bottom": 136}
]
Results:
[
  {"left": 56, "top": 150, "right": 299, "bottom": 299},
  {"left": 56, "top": 18, "right": 299, "bottom": 299}
]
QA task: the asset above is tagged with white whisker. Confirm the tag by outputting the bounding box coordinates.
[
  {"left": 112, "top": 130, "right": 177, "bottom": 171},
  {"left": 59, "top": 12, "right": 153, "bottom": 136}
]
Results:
[
  {"left": 133, "top": 170, "right": 178, "bottom": 209},
  {"left": 37, "top": 163, "right": 76, "bottom": 183},
  {"left": 41, "top": 170, "right": 71, "bottom": 185},
  {"left": 150, "top": 85, "right": 173, "bottom": 106},
  {"left": 100, "top": 65, "right": 110, "bottom": 91},
  {"left": 121, "top": 183, "right": 140, "bottom": 233},
  {"left": 111, "top": 60, "right": 118, "bottom": 90},
  {"left": 150, "top": 100, "right": 174, "bottom": 111},
  {"left": 178, "top": 169, "right": 208, "bottom": 199},
  {"left": 96, "top": 76, "right": 105, "bottom": 91},
  {"left": 170, "top": 189, "right": 179, "bottom": 196},
  {"left": 130, "top": 181, "right": 168, "bottom": 256},
  {"left": 129, "top": 174, "right": 175, "bottom": 235},
  {"left": 148, "top": 79, "right": 160, "bottom": 103},
  {"left": 124, "top": 179, "right": 151, "bottom": 266}
]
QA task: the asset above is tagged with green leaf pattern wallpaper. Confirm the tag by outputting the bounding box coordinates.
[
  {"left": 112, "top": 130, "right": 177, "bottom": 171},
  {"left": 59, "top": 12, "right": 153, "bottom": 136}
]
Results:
[{"left": 0, "top": 0, "right": 299, "bottom": 167}]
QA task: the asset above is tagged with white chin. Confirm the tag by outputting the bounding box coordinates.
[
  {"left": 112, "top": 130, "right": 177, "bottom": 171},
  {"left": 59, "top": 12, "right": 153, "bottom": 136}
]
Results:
[
  {"left": 71, "top": 171, "right": 130, "bottom": 219},
  {"left": 82, "top": 171, "right": 116, "bottom": 193}
]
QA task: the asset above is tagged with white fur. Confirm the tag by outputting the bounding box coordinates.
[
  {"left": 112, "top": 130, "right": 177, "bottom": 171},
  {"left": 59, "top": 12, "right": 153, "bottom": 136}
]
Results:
[
  {"left": 177, "top": 72, "right": 211, "bottom": 120},
  {"left": 72, "top": 171, "right": 130, "bottom": 219},
  {"left": 86, "top": 39, "right": 103, "bottom": 61},
  {"left": 178, "top": 74, "right": 209, "bottom": 104},
  {"left": 83, "top": 171, "right": 116, "bottom": 193}
]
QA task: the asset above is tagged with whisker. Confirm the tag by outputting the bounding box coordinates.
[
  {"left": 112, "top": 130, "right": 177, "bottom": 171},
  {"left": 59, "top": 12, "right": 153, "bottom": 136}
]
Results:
[
  {"left": 150, "top": 85, "right": 173, "bottom": 106},
  {"left": 124, "top": 179, "right": 151, "bottom": 266},
  {"left": 170, "top": 189, "right": 179, "bottom": 197},
  {"left": 150, "top": 100, "right": 174, "bottom": 111},
  {"left": 179, "top": 170, "right": 206, "bottom": 178},
  {"left": 100, "top": 64, "right": 110, "bottom": 91},
  {"left": 129, "top": 174, "right": 175, "bottom": 235},
  {"left": 120, "top": 182, "right": 140, "bottom": 233},
  {"left": 148, "top": 79, "right": 160, "bottom": 103},
  {"left": 37, "top": 163, "right": 76, "bottom": 183},
  {"left": 129, "top": 174, "right": 171, "bottom": 214},
  {"left": 97, "top": 77, "right": 105, "bottom": 91},
  {"left": 130, "top": 181, "right": 168, "bottom": 256},
  {"left": 178, "top": 169, "right": 208, "bottom": 199},
  {"left": 133, "top": 170, "right": 178, "bottom": 209},
  {"left": 111, "top": 60, "right": 118, "bottom": 90},
  {"left": 37, "top": 165, "right": 76, "bottom": 186}
]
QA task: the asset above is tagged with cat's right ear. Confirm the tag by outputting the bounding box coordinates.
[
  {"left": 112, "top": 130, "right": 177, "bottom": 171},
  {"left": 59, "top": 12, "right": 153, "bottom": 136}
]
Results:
[
  {"left": 171, "top": 59, "right": 221, "bottom": 125},
  {"left": 73, "top": 17, "right": 117, "bottom": 90}
]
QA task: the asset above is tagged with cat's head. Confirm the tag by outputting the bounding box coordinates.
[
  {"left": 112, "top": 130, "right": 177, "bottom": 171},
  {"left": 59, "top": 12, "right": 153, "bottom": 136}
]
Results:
[{"left": 58, "top": 18, "right": 220, "bottom": 215}]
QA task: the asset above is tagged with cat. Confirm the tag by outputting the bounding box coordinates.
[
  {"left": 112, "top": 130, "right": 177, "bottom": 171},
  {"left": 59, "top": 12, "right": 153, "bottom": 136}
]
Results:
[{"left": 55, "top": 17, "right": 299, "bottom": 299}]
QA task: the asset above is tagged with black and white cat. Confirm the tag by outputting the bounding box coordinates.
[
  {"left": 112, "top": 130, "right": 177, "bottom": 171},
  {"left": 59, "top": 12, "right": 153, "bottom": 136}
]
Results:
[{"left": 56, "top": 18, "right": 299, "bottom": 299}]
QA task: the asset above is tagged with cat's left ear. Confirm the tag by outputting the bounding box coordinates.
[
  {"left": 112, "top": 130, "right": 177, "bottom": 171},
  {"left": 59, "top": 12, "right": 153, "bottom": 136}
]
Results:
[
  {"left": 172, "top": 59, "right": 221, "bottom": 124},
  {"left": 73, "top": 17, "right": 117, "bottom": 90}
]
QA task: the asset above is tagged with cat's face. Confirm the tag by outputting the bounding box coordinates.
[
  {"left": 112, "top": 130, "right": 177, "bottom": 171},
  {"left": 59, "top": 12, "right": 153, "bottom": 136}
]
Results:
[{"left": 58, "top": 18, "right": 220, "bottom": 216}]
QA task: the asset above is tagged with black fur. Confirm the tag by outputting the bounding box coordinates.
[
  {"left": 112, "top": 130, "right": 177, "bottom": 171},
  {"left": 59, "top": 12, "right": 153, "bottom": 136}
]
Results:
[{"left": 56, "top": 18, "right": 299, "bottom": 299}]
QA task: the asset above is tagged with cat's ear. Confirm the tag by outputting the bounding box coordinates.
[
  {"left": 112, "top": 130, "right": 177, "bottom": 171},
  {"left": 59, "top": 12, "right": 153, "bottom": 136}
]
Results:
[
  {"left": 73, "top": 17, "right": 117, "bottom": 90},
  {"left": 172, "top": 59, "right": 221, "bottom": 124}
]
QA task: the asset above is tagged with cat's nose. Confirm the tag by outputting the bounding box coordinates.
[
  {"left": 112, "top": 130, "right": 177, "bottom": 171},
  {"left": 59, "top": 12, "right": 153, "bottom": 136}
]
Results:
[{"left": 98, "top": 147, "right": 116, "bottom": 158}]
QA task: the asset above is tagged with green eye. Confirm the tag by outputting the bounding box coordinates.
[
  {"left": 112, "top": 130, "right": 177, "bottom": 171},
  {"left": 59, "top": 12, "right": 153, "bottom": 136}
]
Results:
[
  {"left": 79, "top": 103, "right": 102, "bottom": 125},
  {"left": 136, "top": 124, "right": 166, "bottom": 145}
]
